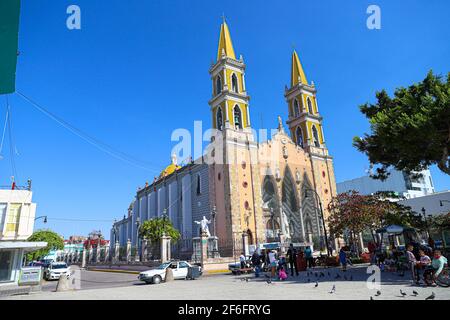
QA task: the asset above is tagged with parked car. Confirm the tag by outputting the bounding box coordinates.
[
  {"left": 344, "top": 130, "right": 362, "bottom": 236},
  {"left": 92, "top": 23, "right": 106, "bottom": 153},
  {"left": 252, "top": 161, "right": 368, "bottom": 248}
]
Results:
[
  {"left": 138, "top": 261, "right": 202, "bottom": 284},
  {"left": 44, "top": 262, "right": 69, "bottom": 281}
]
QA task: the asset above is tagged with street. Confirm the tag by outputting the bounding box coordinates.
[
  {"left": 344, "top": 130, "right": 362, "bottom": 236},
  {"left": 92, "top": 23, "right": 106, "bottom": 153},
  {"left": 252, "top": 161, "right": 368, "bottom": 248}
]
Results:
[
  {"left": 40, "top": 270, "right": 140, "bottom": 292},
  {"left": 3, "top": 265, "right": 450, "bottom": 300}
]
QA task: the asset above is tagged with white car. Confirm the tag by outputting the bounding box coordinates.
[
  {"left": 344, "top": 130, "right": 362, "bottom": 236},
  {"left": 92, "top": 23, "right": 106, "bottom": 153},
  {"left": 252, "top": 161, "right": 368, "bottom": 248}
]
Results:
[
  {"left": 138, "top": 261, "right": 201, "bottom": 284},
  {"left": 44, "top": 262, "right": 70, "bottom": 281}
]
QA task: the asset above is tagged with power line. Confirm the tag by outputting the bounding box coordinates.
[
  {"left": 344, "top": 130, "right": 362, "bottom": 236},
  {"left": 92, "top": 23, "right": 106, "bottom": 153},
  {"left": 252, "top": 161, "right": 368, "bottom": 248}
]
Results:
[{"left": 16, "top": 91, "right": 161, "bottom": 173}]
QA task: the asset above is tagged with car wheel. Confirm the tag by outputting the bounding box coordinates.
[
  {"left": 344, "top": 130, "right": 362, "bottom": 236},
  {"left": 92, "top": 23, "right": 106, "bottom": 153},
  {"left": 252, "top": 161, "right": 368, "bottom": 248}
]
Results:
[{"left": 152, "top": 275, "right": 162, "bottom": 284}]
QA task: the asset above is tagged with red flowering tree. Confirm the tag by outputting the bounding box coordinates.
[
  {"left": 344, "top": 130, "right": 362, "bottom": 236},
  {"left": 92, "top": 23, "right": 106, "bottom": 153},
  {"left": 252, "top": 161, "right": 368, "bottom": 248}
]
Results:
[{"left": 327, "top": 191, "right": 388, "bottom": 255}]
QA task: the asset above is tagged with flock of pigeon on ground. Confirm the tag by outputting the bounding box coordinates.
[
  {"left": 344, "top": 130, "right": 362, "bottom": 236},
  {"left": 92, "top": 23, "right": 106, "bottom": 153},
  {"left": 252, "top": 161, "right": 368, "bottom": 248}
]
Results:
[{"left": 238, "top": 269, "right": 437, "bottom": 300}]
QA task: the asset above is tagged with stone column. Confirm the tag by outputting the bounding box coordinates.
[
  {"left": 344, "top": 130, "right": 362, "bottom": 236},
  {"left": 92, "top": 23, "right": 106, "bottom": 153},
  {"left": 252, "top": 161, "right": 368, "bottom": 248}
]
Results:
[
  {"left": 200, "top": 231, "right": 208, "bottom": 265},
  {"left": 126, "top": 239, "right": 131, "bottom": 263},
  {"left": 135, "top": 239, "right": 141, "bottom": 263},
  {"left": 114, "top": 241, "right": 120, "bottom": 263},
  {"left": 161, "top": 234, "right": 172, "bottom": 263},
  {"left": 242, "top": 232, "right": 249, "bottom": 257},
  {"left": 81, "top": 249, "right": 87, "bottom": 269},
  {"left": 104, "top": 246, "right": 110, "bottom": 263},
  {"left": 142, "top": 239, "right": 148, "bottom": 262},
  {"left": 88, "top": 246, "right": 94, "bottom": 263},
  {"left": 96, "top": 243, "right": 101, "bottom": 263}
]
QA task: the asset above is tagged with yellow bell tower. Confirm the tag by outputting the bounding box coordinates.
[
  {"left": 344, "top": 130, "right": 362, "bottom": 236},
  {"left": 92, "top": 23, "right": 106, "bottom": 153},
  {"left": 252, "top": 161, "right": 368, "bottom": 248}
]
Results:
[
  {"left": 209, "top": 19, "right": 251, "bottom": 130},
  {"left": 285, "top": 50, "right": 326, "bottom": 150}
]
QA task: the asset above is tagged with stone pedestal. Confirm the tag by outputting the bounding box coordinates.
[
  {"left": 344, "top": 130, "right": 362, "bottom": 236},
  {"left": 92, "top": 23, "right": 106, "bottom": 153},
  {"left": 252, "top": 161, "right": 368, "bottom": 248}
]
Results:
[
  {"left": 142, "top": 239, "right": 148, "bottom": 262},
  {"left": 207, "top": 236, "right": 220, "bottom": 258},
  {"left": 96, "top": 245, "right": 101, "bottom": 263},
  {"left": 126, "top": 239, "right": 131, "bottom": 263},
  {"left": 88, "top": 247, "right": 94, "bottom": 263},
  {"left": 161, "top": 235, "right": 171, "bottom": 263},
  {"left": 114, "top": 241, "right": 120, "bottom": 263},
  {"left": 81, "top": 249, "right": 87, "bottom": 268},
  {"left": 104, "top": 246, "right": 110, "bottom": 263},
  {"left": 200, "top": 231, "right": 208, "bottom": 265}
]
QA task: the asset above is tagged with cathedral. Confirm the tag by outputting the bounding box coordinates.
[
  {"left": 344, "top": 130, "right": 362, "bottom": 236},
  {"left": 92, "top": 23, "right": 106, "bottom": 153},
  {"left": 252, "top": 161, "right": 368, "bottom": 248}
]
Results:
[{"left": 111, "top": 20, "right": 337, "bottom": 257}]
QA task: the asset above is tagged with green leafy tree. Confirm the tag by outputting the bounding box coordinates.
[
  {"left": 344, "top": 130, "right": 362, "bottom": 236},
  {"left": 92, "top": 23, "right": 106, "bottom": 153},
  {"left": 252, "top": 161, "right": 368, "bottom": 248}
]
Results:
[
  {"left": 138, "top": 217, "right": 181, "bottom": 244},
  {"left": 26, "top": 229, "right": 64, "bottom": 261},
  {"left": 353, "top": 71, "right": 450, "bottom": 180}
]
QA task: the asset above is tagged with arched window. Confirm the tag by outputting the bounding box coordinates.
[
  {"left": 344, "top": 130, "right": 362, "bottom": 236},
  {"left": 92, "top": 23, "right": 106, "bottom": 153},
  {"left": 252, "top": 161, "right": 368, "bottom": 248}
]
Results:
[
  {"left": 233, "top": 105, "right": 243, "bottom": 129},
  {"left": 231, "top": 73, "right": 238, "bottom": 93},
  {"left": 216, "top": 76, "right": 222, "bottom": 95},
  {"left": 307, "top": 97, "right": 313, "bottom": 114},
  {"left": 196, "top": 174, "right": 201, "bottom": 195},
  {"left": 312, "top": 125, "right": 320, "bottom": 147},
  {"left": 216, "top": 107, "right": 223, "bottom": 130},
  {"left": 294, "top": 99, "right": 300, "bottom": 117},
  {"left": 295, "top": 127, "right": 304, "bottom": 148}
]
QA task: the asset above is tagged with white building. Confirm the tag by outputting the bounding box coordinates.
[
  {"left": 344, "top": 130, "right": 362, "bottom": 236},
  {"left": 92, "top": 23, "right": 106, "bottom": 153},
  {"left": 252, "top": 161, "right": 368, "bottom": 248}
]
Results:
[
  {"left": 337, "top": 169, "right": 435, "bottom": 199},
  {"left": 398, "top": 190, "right": 450, "bottom": 216},
  {"left": 0, "top": 188, "right": 46, "bottom": 286}
]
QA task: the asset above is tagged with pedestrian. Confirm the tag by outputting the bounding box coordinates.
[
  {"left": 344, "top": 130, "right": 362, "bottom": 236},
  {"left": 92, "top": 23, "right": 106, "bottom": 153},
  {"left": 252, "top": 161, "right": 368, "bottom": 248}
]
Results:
[
  {"left": 304, "top": 246, "right": 314, "bottom": 269},
  {"left": 406, "top": 244, "right": 420, "bottom": 284},
  {"left": 368, "top": 241, "right": 376, "bottom": 265},
  {"left": 286, "top": 244, "right": 299, "bottom": 276},
  {"left": 339, "top": 248, "right": 347, "bottom": 271},
  {"left": 239, "top": 252, "right": 246, "bottom": 269},
  {"left": 417, "top": 249, "right": 431, "bottom": 283},
  {"left": 268, "top": 250, "right": 277, "bottom": 279},
  {"left": 251, "top": 250, "right": 261, "bottom": 277}
]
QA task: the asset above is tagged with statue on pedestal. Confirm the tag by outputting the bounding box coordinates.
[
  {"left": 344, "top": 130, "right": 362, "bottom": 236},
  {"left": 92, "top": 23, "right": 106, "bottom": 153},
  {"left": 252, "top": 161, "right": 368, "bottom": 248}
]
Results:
[{"left": 194, "top": 216, "right": 211, "bottom": 237}]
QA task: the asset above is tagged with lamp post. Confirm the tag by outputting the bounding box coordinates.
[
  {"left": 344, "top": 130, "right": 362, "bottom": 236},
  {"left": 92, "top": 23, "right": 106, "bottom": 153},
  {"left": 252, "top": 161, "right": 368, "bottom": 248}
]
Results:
[
  {"left": 304, "top": 189, "right": 330, "bottom": 257},
  {"left": 34, "top": 215, "right": 47, "bottom": 223},
  {"left": 211, "top": 205, "right": 217, "bottom": 237},
  {"left": 135, "top": 216, "right": 141, "bottom": 261},
  {"left": 421, "top": 207, "right": 430, "bottom": 239},
  {"left": 270, "top": 207, "right": 275, "bottom": 241}
]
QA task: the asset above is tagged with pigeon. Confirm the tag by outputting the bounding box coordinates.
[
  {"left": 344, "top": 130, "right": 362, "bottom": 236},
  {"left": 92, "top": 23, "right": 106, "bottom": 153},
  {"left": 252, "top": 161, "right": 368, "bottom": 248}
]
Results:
[
  {"left": 329, "top": 285, "right": 336, "bottom": 294},
  {"left": 370, "top": 296, "right": 374, "bottom": 300},
  {"left": 375, "top": 290, "right": 381, "bottom": 296},
  {"left": 266, "top": 278, "right": 272, "bottom": 284},
  {"left": 412, "top": 290, "right": 419, "bottom": 296},
  {"left": 314, "top": 281, "right": 318, "bottom": 288},
  {"left": 425, "top": 292, "right": 435, "bottom": 300},
  {"left": 400, "top": 289, "right": 407, "bottom": 297}
]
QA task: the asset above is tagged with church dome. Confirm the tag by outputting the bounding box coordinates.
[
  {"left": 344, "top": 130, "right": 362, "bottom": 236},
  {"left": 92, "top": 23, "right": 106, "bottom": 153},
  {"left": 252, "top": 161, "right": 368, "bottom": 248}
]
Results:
[{"left": 159, "top": 154, "right": 181, "bottom": 178}]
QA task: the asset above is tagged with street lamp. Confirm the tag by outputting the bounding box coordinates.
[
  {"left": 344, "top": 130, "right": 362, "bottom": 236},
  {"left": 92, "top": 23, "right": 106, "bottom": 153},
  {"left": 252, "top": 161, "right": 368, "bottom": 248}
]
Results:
[
  {"left": 421, "top": 207, "right": 430, "bottom": 239},
  {"left": 269, "top": 207, "right": 275, "bottom": 240},
  {"left": 35, "top": 215, "right": 47, "bottom": 223},
  {"left": 304, "top": 189, "right": 331, "bottom": 257},
  {"left": 439, "top": 200, "right": 450, "bottom": 207},
  {"left": 211, "top": 205, "right": 217, "bottom": 237}
]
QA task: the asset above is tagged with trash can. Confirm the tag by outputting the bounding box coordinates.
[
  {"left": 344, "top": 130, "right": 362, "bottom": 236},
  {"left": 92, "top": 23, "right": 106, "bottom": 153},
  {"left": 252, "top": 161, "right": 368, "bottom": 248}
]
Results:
[{"left": 187, "top": 266, "right": 201, "bottom": 280}]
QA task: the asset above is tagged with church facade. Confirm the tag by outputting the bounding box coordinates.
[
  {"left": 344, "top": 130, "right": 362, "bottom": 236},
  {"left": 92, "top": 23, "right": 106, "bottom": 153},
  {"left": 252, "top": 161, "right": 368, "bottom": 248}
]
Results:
[{"left": 111, "top": 20, "right": 337, "bottom": 256}]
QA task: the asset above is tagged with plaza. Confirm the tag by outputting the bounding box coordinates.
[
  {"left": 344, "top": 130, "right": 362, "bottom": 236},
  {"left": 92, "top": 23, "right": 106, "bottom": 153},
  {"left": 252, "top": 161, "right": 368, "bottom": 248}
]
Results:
[{"left": 3, "top": 265, "right": 449, "bottom": 300}]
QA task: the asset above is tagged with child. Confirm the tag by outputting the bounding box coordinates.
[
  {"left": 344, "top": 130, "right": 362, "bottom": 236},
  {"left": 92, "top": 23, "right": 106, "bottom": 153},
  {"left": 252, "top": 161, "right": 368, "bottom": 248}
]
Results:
[
  {"left": 339, "top": 248, "right": 347, "bottom": 271},
  {"left": 279, "top": 266, "right": 288, "bottom": 281}
]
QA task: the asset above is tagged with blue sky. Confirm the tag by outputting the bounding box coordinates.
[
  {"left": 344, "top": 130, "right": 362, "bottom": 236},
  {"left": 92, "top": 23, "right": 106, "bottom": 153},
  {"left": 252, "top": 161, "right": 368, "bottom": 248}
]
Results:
[{"left": 2, "top": 0, "right": 449, "bottom": 238}]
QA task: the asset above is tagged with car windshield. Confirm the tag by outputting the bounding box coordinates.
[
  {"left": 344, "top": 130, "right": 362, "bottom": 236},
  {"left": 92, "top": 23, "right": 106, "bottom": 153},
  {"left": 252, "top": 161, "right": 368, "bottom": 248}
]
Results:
[
  {"left": 156, "top": 262, "right": 171, "bottom": 270},
  {"left": 52, "top": 264, "right": 67, "bottom": 269}
]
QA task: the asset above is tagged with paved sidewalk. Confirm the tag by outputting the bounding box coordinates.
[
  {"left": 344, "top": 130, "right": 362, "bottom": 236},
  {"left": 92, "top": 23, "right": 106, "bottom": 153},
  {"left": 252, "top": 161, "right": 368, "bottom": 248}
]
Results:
[{"left": 3, "top": 265, "right": 449, "bottom": 300}]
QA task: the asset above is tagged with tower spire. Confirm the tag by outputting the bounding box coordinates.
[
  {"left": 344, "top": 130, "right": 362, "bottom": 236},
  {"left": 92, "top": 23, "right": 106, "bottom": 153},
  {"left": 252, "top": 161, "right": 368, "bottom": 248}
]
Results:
[
  {"left": 217, "top": 19, "right": 236, "bottom": 61},
  {"left": 291, "top": 50, "right": 308, "bottom": 87}
]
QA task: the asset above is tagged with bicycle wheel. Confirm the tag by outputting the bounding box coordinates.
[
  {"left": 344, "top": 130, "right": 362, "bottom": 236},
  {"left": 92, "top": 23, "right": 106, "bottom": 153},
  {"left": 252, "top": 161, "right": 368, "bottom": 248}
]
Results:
[{"left": 436, "top": 269, "right": 450, "bottom": 288}]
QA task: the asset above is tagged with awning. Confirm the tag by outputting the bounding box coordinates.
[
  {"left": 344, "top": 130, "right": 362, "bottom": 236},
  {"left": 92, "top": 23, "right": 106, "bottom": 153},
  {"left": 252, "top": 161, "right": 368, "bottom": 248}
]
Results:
[{"left": 0, "top": 241, "right": 47, "bottom": 252}]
